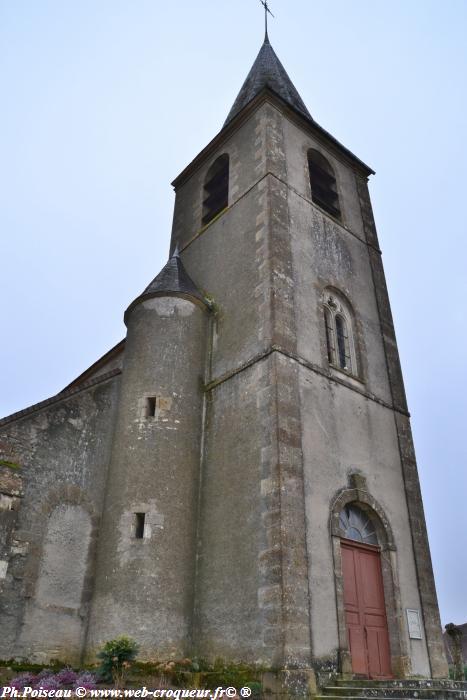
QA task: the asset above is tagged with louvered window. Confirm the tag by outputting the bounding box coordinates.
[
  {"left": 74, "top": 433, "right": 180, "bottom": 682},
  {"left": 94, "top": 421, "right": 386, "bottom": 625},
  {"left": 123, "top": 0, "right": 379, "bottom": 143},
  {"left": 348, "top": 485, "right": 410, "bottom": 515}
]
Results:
[
  {"left": 202, "top": 154, "right": 229, "bottom": 226},
  {"left": 308, "top": 149, "right": 341, "bottom": 220}
]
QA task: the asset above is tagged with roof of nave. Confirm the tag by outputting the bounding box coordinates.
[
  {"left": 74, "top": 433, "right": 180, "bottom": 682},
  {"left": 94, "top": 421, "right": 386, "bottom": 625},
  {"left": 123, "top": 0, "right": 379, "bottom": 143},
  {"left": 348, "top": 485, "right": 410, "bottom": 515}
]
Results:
[{"left": 0, "top": 368, "right": 121, "bottom": 428}]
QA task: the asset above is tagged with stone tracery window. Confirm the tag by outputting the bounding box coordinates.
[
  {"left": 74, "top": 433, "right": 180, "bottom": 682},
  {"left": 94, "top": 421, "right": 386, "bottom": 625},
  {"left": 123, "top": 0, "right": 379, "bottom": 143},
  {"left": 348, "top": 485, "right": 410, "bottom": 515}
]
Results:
[
  {"left": 339, "top": 503, "right": 378, "bottom": 546},
  {"left": 323, "top": 291, "right": 357, "bottom": 376}
]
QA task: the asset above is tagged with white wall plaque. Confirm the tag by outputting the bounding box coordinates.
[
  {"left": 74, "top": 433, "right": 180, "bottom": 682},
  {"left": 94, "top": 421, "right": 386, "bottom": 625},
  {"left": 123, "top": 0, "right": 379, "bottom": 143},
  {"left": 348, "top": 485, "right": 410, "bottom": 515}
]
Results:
[{"left": 407, "top": 608, "right": 422, "bottom": 639}]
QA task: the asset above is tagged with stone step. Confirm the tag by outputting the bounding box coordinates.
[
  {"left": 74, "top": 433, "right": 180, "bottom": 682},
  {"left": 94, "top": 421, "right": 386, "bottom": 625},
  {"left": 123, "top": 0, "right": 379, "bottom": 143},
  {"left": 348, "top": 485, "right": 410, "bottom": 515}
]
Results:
[
  {"left": 316, "top": 697, "right": 410, "bottom": 700},
  {"left": 316, "top": 697, "right": 425, "bottom": 700},
  {"left": 317, "top": 697, "right": 467, "bottom": 700},
  {"left": 317, "top": 680, "right": 467, "bottom": 699},
  {"left": 333, "top": 680, "right": 467, "bottom": 689}
]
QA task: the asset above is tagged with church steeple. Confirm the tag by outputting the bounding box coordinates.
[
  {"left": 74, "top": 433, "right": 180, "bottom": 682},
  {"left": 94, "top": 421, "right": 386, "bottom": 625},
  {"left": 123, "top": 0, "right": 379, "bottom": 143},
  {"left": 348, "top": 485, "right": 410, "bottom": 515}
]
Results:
[{"left": 223, "top": 37, "right": 312, "bottom": 127}]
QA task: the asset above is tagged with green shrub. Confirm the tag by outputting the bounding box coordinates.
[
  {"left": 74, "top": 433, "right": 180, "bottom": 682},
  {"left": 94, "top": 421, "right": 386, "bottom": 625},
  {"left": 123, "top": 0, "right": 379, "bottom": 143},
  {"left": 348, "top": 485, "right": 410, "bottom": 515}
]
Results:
[
  {"left": 96, "top": 636, "right": 139, "bottom": 686},
  {"left": 448, "top": 664, "right": 467, "bottom": 681},
  {"left": 245, "top": 681, "right": 262, "bottom": 699}
]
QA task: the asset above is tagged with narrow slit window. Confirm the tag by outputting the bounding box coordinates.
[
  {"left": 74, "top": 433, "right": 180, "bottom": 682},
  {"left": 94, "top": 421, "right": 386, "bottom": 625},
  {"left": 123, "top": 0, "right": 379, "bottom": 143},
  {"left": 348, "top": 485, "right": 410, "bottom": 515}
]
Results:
[
  {"left": 324, "top": 307, "right": 336, "bottom": 365},
  {"left": 335, "top": 315, "right": 350, "bottom": 370},
  {"left": 146, "top": 397, "right": 157, "bottom": 418},
  {"left": 308, "top": 149, "right": 341, "bottom": 220},
  {"left": 202, "top": 154, "right": 229, "bottom": 226},
  {"left": 134, "top": 513, "right": 146, "bottom": 539}
]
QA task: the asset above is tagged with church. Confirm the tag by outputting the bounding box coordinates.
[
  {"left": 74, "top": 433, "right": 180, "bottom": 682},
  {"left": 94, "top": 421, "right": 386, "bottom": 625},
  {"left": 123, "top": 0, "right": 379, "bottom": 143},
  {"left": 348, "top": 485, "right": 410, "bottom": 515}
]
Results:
[{"left": 0, "top": 21, "right": 450, "bottom": 693}]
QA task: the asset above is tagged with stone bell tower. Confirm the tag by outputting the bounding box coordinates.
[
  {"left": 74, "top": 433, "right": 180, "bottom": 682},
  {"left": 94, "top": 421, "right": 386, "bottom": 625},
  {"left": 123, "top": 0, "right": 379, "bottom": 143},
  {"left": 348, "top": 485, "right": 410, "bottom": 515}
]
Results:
[{"left": 163, "top": 33, "right": 448, "bottom": 683}]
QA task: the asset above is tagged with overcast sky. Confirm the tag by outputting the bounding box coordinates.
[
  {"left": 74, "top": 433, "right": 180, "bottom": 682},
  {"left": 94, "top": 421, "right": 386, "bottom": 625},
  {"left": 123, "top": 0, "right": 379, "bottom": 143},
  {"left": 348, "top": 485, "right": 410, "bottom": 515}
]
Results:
[{"left": 1, "top": 0, "right": 466, "bottom": 627}]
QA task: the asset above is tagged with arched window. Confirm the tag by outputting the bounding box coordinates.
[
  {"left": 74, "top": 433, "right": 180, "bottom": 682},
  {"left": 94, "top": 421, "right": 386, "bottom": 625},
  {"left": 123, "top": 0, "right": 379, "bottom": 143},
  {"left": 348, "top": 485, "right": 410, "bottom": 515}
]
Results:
[
  {"left": 202, "top": 154, "right": 229, "bottom": 226},
  {"left": 308, "top": 149, "right": 341, "bottom": 219},
  {"left": 339, "top": 503, "right": 378, "bottom": 546},
  {"left": 323, "top": 290, "right": 357, "bottom": 375}
]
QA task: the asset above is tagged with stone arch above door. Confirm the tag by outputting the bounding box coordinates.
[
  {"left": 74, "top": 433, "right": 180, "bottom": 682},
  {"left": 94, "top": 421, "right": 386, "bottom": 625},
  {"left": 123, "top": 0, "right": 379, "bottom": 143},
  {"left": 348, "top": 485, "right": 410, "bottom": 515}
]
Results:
[{"left": 330, "top": 487, "right": 396, "bottom": 551}]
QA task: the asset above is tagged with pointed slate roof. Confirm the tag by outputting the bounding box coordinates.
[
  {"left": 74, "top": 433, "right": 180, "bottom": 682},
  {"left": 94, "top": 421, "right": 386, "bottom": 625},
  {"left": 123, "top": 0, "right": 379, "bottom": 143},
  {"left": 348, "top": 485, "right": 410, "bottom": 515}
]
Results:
[
  {"left": 224, "top": 36, "right": 312, "bottom": 127},
  {"left": 141, "top": 246, "right": 205, "bottom": 302},
  {"left": 125, "top": 247, "right": 206, "bottom": 323}
]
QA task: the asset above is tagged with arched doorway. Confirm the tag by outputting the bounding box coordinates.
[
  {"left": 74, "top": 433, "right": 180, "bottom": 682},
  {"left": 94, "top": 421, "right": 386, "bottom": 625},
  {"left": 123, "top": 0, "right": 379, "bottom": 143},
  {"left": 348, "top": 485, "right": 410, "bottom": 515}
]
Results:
[{"left": 339, "top": 504, "right": 392, "bottom": 679}]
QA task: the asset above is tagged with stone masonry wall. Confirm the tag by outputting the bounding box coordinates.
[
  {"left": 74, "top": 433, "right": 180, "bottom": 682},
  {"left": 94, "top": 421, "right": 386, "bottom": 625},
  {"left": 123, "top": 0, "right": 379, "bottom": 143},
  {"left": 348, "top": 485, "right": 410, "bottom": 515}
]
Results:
[{"left": 0, "top": 375, "right": 120, "bottom": 662}]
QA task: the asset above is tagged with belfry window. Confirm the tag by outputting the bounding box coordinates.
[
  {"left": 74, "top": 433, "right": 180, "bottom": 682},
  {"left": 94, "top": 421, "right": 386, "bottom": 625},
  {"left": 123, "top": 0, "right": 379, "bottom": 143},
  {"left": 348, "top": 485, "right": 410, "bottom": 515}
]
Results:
[
  {"left": 323, "top": 291, "right": 357, "bottom": 376},
  {"left": 202, "top": 154, "right": 229, "bottom": 226},
  {"left": 308, "top": 149, "right": 341, "bottom": 219},
  {"left": 339, "top": 504, "right": 378, "bottom": 546}
]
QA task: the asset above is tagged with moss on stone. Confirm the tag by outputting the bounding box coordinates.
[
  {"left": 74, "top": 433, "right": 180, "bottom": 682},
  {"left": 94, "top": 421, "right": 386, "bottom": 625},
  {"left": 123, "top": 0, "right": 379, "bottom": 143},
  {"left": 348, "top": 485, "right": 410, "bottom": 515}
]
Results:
[{"left": 0, "top": 459, "right": 21, "bottom": 470}]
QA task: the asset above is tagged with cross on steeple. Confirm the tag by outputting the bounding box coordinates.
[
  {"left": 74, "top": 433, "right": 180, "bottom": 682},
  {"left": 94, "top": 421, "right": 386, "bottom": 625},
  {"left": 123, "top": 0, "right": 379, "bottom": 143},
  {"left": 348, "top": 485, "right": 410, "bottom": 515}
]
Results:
[
  {"left": 260, "top": 0, "right": 274, "bottom": 41},
  {"left": 223, "top": 4, "right": 312, "bottom": 128}
]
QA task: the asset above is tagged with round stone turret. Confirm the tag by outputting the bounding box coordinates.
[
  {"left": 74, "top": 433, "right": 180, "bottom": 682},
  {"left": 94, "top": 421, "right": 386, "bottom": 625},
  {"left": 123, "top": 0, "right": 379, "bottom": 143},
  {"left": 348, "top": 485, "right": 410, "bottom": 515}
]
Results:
[{"left": 87, "top": 248, "right": 210, "bottom": 658}]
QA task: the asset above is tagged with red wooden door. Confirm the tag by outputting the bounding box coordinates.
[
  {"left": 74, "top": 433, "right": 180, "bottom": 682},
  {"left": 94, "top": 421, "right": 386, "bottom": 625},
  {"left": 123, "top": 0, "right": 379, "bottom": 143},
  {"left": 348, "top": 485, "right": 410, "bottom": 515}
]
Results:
[{"left": 341, "top": 539, "right": 392, "bottom": 679}]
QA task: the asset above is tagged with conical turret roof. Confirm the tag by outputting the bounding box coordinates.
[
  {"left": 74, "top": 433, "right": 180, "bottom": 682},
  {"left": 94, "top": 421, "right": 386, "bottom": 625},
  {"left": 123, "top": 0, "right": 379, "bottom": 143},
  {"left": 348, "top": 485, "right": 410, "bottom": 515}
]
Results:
[
  {"left": 124, "top": 247, "right": 206, "bottom": 323},
  {"left": 224, "top": 37, "right": 312, "bottom": 127},
  {"left": 141, "top": 247, "right": 205, "bottom": 301}
]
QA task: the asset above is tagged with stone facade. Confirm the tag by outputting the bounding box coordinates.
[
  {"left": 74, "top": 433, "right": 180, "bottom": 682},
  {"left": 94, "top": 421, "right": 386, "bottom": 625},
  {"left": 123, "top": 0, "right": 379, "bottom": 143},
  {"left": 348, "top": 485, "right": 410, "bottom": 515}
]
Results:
[
  {"left": 0, "top": 375, "right": 120, "bottom": 663},
  {"left": 0, "top": 37, "right": 448, "bottom": 685}
]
